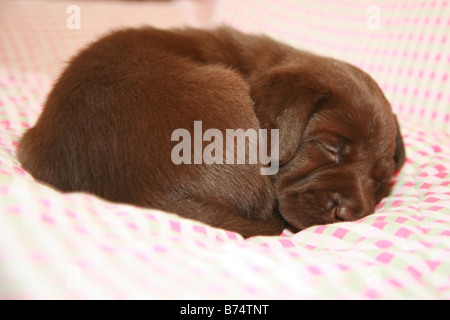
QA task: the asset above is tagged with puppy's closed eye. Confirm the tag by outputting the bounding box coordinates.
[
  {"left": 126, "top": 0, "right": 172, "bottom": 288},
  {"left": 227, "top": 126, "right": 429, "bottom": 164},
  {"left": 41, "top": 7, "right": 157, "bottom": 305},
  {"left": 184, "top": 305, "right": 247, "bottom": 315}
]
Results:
[{"left": 316, "top": 140, "right": 343, "bottom": 163}]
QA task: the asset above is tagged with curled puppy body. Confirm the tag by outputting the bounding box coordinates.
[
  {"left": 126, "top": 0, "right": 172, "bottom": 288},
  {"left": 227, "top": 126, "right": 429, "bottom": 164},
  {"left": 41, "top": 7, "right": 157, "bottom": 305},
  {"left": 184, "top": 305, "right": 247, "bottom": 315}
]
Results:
[{"left": 17, "top": 27, "right": 405, "bottom": 238}]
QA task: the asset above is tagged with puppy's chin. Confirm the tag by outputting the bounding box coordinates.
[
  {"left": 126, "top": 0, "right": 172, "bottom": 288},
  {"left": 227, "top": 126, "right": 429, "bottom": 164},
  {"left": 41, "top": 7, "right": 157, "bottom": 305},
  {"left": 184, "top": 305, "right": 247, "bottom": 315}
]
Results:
[
  {"left": 278, "top": 186, "right": 379, "bottom": 231},
  {"left": 277, "top": 190, "right": 339, "bottom": 231}
]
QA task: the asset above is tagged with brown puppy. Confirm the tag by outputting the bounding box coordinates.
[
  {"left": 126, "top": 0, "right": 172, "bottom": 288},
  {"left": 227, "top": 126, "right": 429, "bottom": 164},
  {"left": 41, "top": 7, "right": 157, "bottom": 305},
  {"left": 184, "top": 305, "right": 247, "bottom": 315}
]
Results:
[{"left": 17, "top": 27, "right": 405, "bottom": 238}]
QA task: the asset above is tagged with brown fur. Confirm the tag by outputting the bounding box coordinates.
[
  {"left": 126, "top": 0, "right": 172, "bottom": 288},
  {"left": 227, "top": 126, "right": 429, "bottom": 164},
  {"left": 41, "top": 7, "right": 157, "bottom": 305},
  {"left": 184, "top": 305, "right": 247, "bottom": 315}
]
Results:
[{"left": 17, "top": 26, "right": 405, "bottom": 238}]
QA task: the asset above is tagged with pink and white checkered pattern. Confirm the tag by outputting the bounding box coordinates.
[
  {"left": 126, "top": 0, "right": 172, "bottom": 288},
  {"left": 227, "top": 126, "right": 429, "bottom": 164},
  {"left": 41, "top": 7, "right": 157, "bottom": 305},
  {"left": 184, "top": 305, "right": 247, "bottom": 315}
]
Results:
[
  {"left": 211, "top": 0, "right": 450, "bottom": 133},
  {"left": 1, "top": 0, "right": 449, "bottom": 299}
]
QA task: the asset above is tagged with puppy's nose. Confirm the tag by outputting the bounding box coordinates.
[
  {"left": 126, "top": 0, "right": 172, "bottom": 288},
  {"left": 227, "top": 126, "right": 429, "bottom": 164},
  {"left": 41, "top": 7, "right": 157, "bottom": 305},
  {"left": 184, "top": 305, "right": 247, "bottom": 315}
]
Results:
[{"left": 335, "top": 205, "right": 357, "bottom": 221}]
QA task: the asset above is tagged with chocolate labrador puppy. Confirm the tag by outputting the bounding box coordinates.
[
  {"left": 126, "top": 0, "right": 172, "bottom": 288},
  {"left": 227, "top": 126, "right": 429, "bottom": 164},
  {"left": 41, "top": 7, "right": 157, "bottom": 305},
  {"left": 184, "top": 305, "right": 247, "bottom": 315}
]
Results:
[{"left": 18, "top": 27, "right": 405, "bottom": 238}]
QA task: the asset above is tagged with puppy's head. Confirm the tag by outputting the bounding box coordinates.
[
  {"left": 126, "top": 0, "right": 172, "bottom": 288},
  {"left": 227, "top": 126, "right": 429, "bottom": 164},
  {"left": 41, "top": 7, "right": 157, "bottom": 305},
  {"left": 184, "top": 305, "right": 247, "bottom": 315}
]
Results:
[{"left": 250, "top": 55, "right": 405, "bottom": 230}]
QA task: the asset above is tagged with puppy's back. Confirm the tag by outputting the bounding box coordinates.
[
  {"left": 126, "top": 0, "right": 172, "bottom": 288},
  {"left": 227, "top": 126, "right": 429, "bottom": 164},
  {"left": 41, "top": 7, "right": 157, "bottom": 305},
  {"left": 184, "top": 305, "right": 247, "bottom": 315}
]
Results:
[{"left": 18, "top": 27, "right": 284, "bottom": 237}]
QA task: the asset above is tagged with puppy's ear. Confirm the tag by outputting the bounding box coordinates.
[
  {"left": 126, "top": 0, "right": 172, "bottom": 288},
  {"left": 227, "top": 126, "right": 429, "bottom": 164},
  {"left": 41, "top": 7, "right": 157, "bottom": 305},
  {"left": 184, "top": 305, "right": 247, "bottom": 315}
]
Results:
[
  {"left": 393, "top": 115, "right": 406, "bottom": 172},
  {"left": 249, "top": 65, "right": 330, "bottom": 166}
]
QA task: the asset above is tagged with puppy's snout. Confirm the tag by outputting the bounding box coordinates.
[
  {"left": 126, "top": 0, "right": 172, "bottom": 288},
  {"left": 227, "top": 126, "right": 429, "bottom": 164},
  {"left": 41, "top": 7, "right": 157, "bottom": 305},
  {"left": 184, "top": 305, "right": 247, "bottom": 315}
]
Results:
[
  {"left": 331, "top": 185, "right": 372, "bottom": 222},
  {"left": 334, "top": 205, "right": 358, "bottom": 221},
  {"left": 330, "top": 192, "right": 359, "bottom": 221}
]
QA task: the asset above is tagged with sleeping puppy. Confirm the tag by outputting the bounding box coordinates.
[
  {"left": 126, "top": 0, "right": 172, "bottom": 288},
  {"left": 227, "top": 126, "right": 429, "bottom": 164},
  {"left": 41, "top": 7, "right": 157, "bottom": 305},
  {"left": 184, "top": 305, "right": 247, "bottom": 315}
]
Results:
[{"left": 17, "top": 26, "right": 405, "bottom": 238}]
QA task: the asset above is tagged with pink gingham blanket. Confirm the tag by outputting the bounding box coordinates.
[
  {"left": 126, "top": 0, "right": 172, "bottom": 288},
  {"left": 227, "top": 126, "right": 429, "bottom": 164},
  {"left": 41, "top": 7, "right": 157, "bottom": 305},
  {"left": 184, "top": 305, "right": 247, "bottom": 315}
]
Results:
[{"left": 0, "top": 0, "right": 449, "bottom": 299}]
